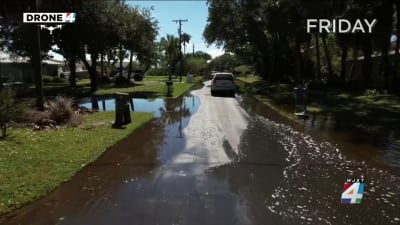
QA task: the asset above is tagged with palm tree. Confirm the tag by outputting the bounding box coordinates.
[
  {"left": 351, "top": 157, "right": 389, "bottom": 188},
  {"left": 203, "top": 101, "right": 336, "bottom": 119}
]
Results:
[
  {"left": 182, "top": 33, "right": 191, "bottom": 55},
  {"left": 160, "top": 34, "right": 180, "bottom": 79}
]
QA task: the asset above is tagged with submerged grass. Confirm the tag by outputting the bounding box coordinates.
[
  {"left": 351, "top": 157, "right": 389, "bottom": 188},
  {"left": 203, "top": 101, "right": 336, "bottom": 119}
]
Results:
[
  {"left": 237, "top": 78, "right": 400, "bottom": 135},
  {"left": 0, "top": 111, "right": 152, "bottom": 214},
  {"left": 94, "top": 76, "right": 202, "bottom": 98}
]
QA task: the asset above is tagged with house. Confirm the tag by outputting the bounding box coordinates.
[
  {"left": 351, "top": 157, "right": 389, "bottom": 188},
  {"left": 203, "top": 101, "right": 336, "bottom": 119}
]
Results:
[{"left": 0, "top": 51, "right": 65, "bottom": 83}]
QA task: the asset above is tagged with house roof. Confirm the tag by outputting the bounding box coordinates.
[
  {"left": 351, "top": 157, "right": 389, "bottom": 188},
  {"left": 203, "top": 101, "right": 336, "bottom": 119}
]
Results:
[{"left": 0, "top": 51, "right": 65, "bottom": 65}]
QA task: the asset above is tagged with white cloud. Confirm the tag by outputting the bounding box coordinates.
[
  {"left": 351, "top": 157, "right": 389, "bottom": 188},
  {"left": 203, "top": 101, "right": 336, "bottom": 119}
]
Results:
[{"left": 206, "top": 48, "right": 225, "bottom": 59}]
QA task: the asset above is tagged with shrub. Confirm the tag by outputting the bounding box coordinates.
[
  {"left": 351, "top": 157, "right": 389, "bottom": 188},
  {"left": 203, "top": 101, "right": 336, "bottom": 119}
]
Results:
[
  {"left": 42, "top": 76, "right": 66, "bottom": 83},
  {"left": 114, "top": 75, "right": 131, "bottom": 87},
  {"left": 23, "top": 109, "right": 51, "bottom": 124},
  {"left": 66, "top": 114, "right": 84, "bottom": 127},
  {"left": 364, "top": 89, "right": 378, "bottom": 96},
  {"left": 234, "top": 65, "right": 254, "bottom": 76},
  {"left": 99, "top": 75, "right": 112, "bottom": 84},
  {"left": 42, "top": 76, "right": 54, "bottom": 83},
  {"left": 144, "top": 68, "right": 167, "bottom": 76},
  {"left": 48, "top": 96, "right": 74, "bottom": 125},
  {"left": 186, "top": 58, "right": 208, "bottom": 75},
  {"left": 52, "top": 77, "right": 66, "bottom": 83},
  {"left": 133, "top": 74, "right": 143, "bottom": 81}
]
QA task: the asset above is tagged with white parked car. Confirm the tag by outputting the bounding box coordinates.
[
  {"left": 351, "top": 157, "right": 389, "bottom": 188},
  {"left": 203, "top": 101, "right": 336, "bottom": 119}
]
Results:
[{"left": 210, "top": 72, "right": 236, "bottom": 97}]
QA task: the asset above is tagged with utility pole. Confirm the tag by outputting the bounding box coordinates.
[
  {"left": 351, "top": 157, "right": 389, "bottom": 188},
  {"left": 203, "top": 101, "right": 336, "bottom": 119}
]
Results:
[
  {"left": 172, "top": 19, "right": 188, "bottom": 82},
  {"left": 192, "top": 43, "right": 195, "bottom": 56}
]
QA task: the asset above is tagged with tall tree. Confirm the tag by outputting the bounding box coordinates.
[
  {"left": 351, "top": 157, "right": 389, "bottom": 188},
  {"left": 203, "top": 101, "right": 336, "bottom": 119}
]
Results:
[
  {"left": 0, "top": 0, "right": 53, "bottom": 110},
  {"left": 160, "top": 34, "right": 180, "bottom": 78},
  {"left": 182, "top": 33, "right": 191, "bottom": 55}
]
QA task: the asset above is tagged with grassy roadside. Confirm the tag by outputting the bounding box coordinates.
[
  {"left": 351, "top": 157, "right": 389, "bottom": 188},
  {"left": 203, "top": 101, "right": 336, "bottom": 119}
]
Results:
[
  {"left": 20, "top": 75, "right": 202, "bottom": 99},
  {"left": 0, "top": 111, "right": 152, "bottom": 214},
  {"left": 94, "top": 75, "right": 202, "bottom": 97},
  {"left": 237, "top": 75, "right": 400, "bottom": 135}
]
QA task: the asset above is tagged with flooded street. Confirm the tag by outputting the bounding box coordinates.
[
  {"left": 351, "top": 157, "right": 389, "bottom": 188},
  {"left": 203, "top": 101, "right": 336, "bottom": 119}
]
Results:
[{"left": 1, "top": 82, "right": 400, "bottom": 225}]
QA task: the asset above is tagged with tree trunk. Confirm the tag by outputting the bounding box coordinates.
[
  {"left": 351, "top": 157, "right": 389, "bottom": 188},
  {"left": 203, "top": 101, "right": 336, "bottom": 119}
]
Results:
[
  {"left": 393, "top": 0, "right": 400, "bottom": 90},
  {"left": 1, "top": 122, "right": 6, "bottom": 139},
  {"left": 314, "top": 33, "right": 321, "bottom": 80},
  {"left": 362, "top": 43, "right": 373, "bottom": 88},
  {"left": 127, "top": 50, "right": 134, "bottom": 81},
  {"left": 33, "top": 25, "right": 44, "bottom": 111},
  {"left": 100, "top": 52, "right": 104, "bottom": 78},
  {"left": 322, "top": 35, "right": 334, "bottom": 80},
  {"left": 91, "top": 95, "right": 99, "bottom": 111},
  {"left": 379, "top": 0, "right": 394, "bottom": 89},
  {"left": 340, "top": 46, "right": 348, "bottom": 83},
  {"left": 119, "top": 44, "right": 123, "bottom": 76},
  {"left": 347, "top": 47, "right": 359, "bottom": 85},
  {"left": 90, "top": 53, "right": 98, "bottom": 92},
  {"left": 107, "top": 49, "right": 112, "bottom": 75},
  {"left": 294, "top": 38, "right": 302, "bottom": 82},
  {"left": 381, "top": 45, "right": 390, "bottom": 89},
  {"left": 81, "top": 54, "right": 98, "bottom": 93},
  {"left": 68, "top": 55, "right": 77, "bottom": 87}
]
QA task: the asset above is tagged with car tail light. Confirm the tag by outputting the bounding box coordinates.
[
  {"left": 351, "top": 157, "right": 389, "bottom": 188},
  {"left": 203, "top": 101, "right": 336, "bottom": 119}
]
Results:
[
  {"left": 212, "top": 79, "right": 216, "bottom": 83},
  {"left": 232, "top": 80, "right": 236, "bottom": 84}
]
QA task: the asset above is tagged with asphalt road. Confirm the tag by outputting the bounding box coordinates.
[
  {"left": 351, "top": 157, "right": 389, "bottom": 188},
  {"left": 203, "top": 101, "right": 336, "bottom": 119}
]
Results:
[{"left": 1, "top": 81, "right": 400, "bottom": 225}]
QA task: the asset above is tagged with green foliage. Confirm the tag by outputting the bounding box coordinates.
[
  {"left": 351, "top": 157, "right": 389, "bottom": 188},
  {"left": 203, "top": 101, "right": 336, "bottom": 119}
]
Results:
[
  {"left": 160, "top": 35, "right": 180, "bottom": 75},
  {"left": 145, "top": 68, "right": 168, "bottom": 76},
  {"left": 42, "top": 76, "right": 66, "bottom": 84},
  {"left": 234, "top": 65, "right": 254, "bottom": 76},
  {"left": 186, "top": 51, "right": 212, "bottom": 61},
  {"left": 209, "top": 54, "right": 239, "bottom": 72},
  {"left": 186, "top": 57, "right": 208, "bottom": 75},
  {"left": 364, "top": 89, "right": 379, "bottom": 96},
  {"left": 204, "top": 0, "right": 399, "bottom": 88},
  {"left": 42, "top": 76, "right": 53, "bottom": 83},
  {"left": 182, "top": 33, "right": 191, "bottom": 54}
]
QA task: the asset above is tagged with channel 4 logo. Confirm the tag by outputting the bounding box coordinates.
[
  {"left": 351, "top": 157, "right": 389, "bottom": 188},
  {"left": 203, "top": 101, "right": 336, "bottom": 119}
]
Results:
[
  {"left": 341, "top": 178, "right": 365, "bottom": 204},
  {"left": 65, "top": 12, "right": 76, "bottom": 23}
]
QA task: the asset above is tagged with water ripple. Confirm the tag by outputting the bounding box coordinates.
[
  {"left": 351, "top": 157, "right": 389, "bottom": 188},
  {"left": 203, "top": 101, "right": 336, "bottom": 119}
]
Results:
[{"left": 248, "top": 116, "right": 400, "bottom": 225}]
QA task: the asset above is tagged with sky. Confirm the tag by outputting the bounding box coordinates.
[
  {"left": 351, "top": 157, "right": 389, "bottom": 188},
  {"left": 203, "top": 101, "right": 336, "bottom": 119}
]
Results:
[{"left": 128, "top": 0, "right": 224, "bottom": 58}]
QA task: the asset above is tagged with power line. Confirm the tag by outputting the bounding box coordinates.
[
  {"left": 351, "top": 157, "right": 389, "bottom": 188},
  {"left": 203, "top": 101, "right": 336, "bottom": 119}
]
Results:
[{"left": 172, "top": 19, "right": 188, "bottom": 82}]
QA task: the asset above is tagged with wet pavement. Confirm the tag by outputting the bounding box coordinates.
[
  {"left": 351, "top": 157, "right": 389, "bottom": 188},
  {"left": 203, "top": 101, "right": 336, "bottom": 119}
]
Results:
[{"left": 1, "top": 82, "right": 400, "bottom": 225}]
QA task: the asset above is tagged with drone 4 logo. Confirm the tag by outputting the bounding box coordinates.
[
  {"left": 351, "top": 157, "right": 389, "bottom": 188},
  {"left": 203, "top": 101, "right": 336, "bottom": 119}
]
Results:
[{"left": 23, "top": 12, "right": 76, "bottom": 35}]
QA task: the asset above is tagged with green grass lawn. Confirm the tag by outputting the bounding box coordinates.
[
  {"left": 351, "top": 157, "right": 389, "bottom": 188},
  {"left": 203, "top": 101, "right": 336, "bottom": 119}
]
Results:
[
  {"left": 0, "top": 111, "right": 152, "bottom": 214},
  {"left": 94, "top": 75, "right": 202, "bottom": 98},
  {"left": 22, "top": 79, "right": 92, "bottom": 98},
  {"left": 22, "top": 76, "right": 202, "bottom": 99}
]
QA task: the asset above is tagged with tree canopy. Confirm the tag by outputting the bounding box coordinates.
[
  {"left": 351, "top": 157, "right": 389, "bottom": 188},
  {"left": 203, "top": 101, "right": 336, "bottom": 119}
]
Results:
[
  {"left": 1, "top": 0, "right": 159, "bottom": 99},
  {"left": 204, "top": 0, "right": 400, "bottom": 90}
]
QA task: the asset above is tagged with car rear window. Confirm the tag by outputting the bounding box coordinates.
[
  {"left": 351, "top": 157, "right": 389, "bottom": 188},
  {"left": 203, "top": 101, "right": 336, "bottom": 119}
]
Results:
[{"left": 214, "top": 74, "right": 234, "bottom": 81}]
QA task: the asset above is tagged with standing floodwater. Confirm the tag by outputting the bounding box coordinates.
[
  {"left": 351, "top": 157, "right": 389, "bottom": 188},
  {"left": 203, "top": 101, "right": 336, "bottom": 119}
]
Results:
[{"left": 1, "top": 84, "right": 400, "bottom": 225}]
